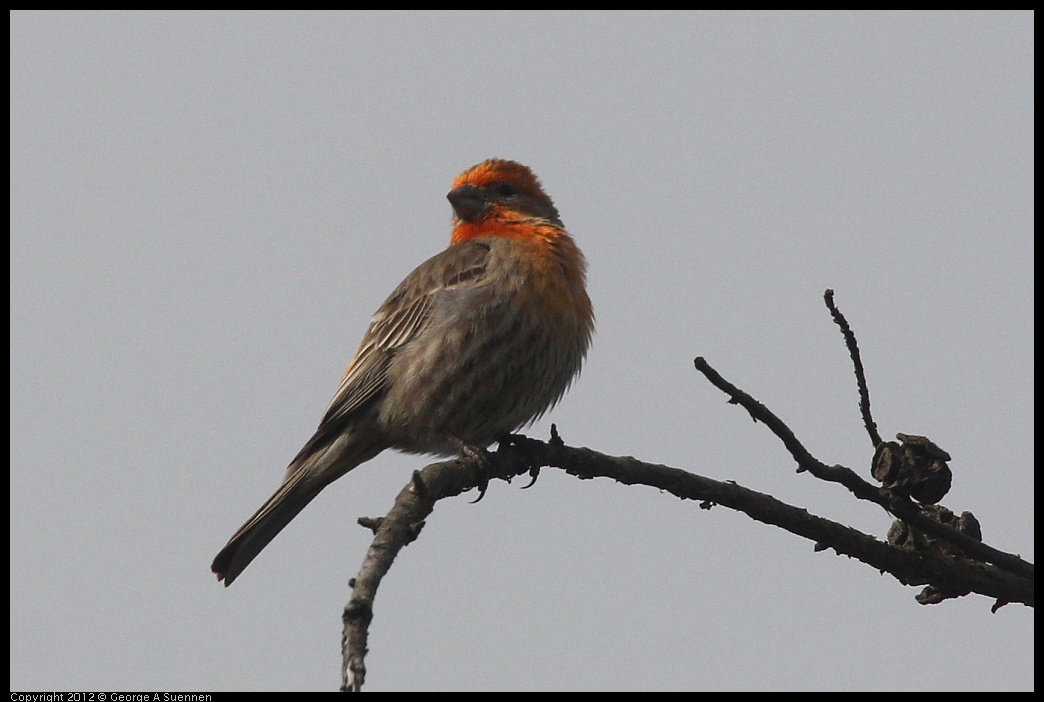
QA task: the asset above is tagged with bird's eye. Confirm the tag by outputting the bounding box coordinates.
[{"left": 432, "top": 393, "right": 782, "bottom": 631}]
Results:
[{"left": 494, "top": 184, "right": 516, "bottom": 197}]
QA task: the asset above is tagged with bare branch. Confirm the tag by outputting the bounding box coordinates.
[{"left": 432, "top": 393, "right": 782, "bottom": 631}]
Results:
[{"left": 341, "top": 430, "right": 1033, "bottom": 688}]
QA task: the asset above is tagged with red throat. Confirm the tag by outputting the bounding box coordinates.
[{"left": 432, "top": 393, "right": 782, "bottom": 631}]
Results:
[{"left": 451, "top": 217, "right": 558, "bottom": 247}]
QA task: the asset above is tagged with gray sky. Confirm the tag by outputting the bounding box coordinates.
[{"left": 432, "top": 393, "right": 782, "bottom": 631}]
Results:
[{"left": 10, "top": 11, "right": 1033, "bottom": 691}]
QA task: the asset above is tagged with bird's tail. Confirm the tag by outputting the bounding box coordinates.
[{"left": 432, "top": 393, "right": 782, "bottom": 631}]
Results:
[{"left": 211, "top": 434, "right": 381, "bottom": 586}]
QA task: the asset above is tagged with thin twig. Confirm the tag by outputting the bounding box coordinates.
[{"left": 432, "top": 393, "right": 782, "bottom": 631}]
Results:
[
  {"left": 824, "top": 289, "right": 883, "bottom": 447},
  {"left": 694, "top": 356, "right": 882, "bottom": 499}
]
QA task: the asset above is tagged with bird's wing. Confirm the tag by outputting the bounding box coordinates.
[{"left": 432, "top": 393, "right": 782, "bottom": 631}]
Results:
[{"left": 287, "top": 239, "right": 494, "bottom": 466}]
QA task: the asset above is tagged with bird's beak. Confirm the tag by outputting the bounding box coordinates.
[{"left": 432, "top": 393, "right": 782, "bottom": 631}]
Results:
[{"left": 447, "top": 184, "right": 487, "bottom": 222}]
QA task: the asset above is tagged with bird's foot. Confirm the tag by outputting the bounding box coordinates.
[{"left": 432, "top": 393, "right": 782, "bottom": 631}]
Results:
[
  {"left": 452, "top": 436, "right": 495, "bottom": 503},
  {"left": 495, "top": 432, "right": 541, "bottom": 489}
]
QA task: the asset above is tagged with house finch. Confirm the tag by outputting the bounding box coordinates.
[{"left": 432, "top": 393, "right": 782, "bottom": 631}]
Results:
[{"left": 212, "top": 159, "right": 594, "bottom": 585}]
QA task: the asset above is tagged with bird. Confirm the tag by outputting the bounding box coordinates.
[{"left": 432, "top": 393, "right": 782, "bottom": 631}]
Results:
[{"left": 211, "top": 159, "right": 594, "bottom": 586}]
